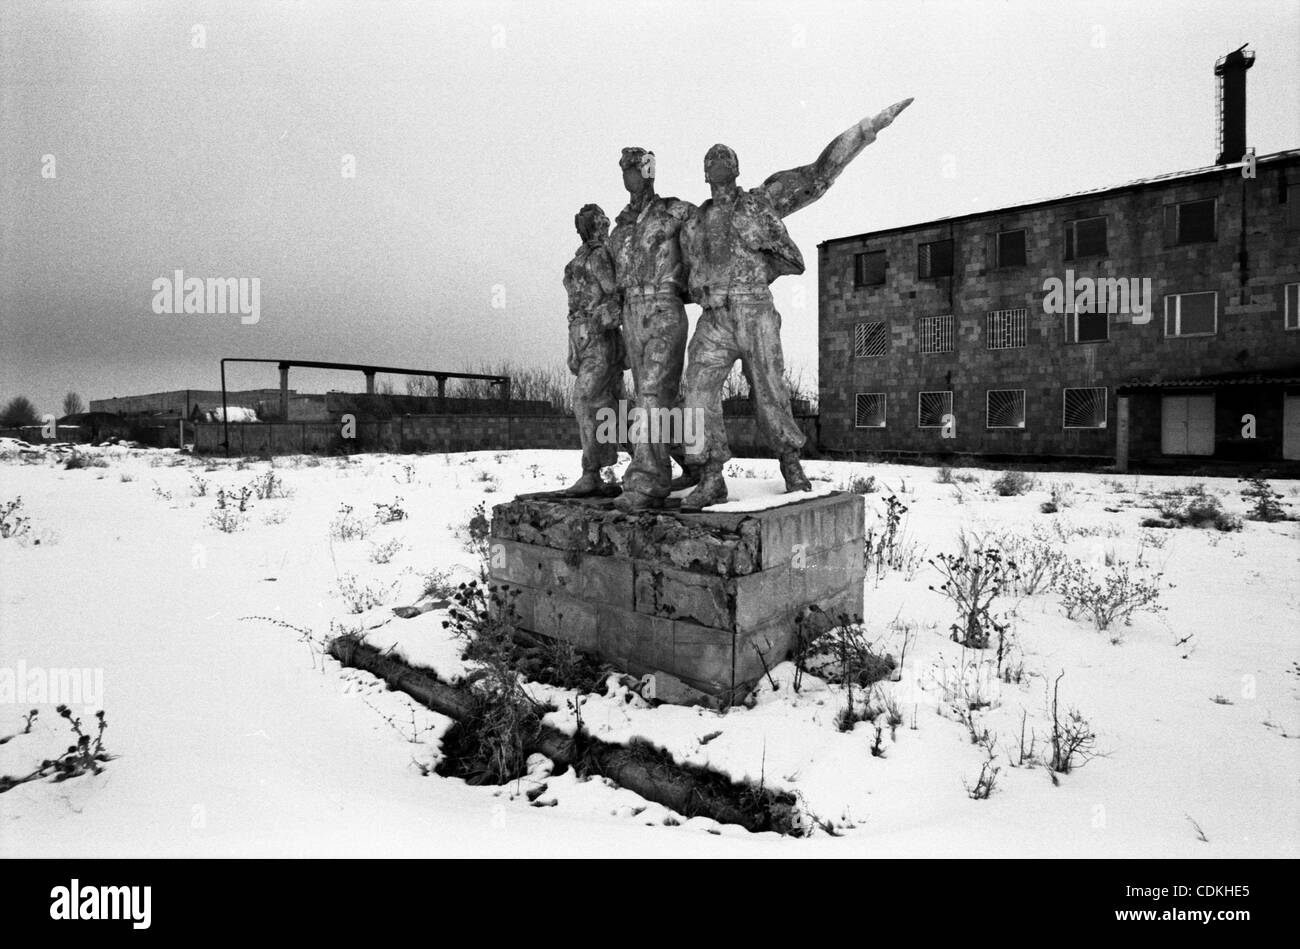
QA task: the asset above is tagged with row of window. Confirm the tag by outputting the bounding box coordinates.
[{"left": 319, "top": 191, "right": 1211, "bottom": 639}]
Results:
[
  {"left": 852, "top": 285, "right": 1300, "bottom": 357},
  {"left": 852, "top": 185, "right": 1300, "bottom": 285},
  {"left": 853, "top": 387, "right": 1109, "bottom": 431}
]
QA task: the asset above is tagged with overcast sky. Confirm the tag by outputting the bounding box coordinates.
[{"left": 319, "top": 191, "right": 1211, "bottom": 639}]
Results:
[{"left": 2, "top": 0, "right": 1298, "bottom": 414}]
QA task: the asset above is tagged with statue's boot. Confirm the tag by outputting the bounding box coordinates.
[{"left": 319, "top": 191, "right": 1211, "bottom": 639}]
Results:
[
  {"left": 779, "top": 451, "right": 812, "bottom": 493},
  {"left": 669, "top": 463, "right": 702, "bottom": 491},
  {"left": 614, "top": 489, "right": 664, "bottom": 513},
  {"left": 680, "top": 466, "right": 728, "bottom": 513},
  {"left": 562, "top": 471, "right": 605, "bottom": 497}
]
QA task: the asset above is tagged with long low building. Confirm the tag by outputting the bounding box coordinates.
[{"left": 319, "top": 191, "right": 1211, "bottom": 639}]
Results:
[
  {"left": 90, "top": 389, "right": 289, "bottom": 418},
  {"left": 817, "top": 48, "right": 1300, "bottom": 468}
]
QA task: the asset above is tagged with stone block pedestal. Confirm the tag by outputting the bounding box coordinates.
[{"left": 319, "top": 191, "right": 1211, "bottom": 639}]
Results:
[{"left": 488, "top": 491, "right": 866, "bottom": 705}]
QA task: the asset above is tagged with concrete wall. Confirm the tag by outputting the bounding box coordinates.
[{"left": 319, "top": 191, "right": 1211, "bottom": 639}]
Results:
[
  {"left": 194, "top": 415, "right": 580, "bottom": 455},
  {"left": 0, "top": 425, "right": 88, "bottom": 444},
  {"left": 819, "top": 154, "right": 1300, "bottom": 461},
  {"left": 322, "top": 393, "right": 558, "bottom": 418},
  {"left": 92, "top": 389, "right": 557, "bottom": 423},
  {"left": 194, "top": 412, "right": 820, "bottom": 458},
  {"left": 1, "top": 421, "right": 188, "bottom": 448}
]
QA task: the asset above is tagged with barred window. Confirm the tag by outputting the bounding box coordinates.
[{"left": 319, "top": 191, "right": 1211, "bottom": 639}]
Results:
[
  {"left": 1063, "top": 387, "right": 1108, "bottom": 429},
  {"left": 1064, "top": 216, "right": 1108, "bottom": 260},
  {"left": 918, "top": 239, "right": 954, "bottom": 279},
  {"left": 1286, "top": 283, "right": 1299, "bottom": 330},
  {"left": 918, "top": 314, "right": 954, "bottom": 353},
  {"left": 855, "top": 393, "right": 886, "bottom": 428},
  {"left": 918, "top": 390, "right": 953, "bottom": 428},
  {"left": 986, "top": 308, "right": 1028, "bottom": 349},
  {"left": 854, "top": 251, "right": 886, "bottom": 287},
  {"left": 986, "top": 389, "right": 1026, "bottom": 429},
  {"left": 1164, "top": 291, "right": 1217, "bottom": 337},
  {"left": 854, "top": 321, "right": 888, "bottom": 357}
]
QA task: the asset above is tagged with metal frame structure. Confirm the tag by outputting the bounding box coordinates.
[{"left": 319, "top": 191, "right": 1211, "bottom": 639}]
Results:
[{"left": 218, "top": 357, "right": 510, "bottom": 457}]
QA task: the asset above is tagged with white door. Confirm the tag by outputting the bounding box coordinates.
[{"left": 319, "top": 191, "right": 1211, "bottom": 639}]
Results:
[
  {"left": 1162, "top": 395, "right": 1215, "bottom": 455},
  {"left": 1284, "top": 395, "right": 1300, "bottom": 461}
]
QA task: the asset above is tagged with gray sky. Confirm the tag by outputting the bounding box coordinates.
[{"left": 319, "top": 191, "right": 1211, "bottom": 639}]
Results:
[{"left": 2, "top": 0, "right": 1297, "bottom": 414}]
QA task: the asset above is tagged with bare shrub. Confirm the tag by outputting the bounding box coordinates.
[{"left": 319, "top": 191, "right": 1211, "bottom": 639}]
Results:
[
  {"left": 1055, "top": 558, "right": 1165, "bottom": 632},
  {"left": 991, "top": 470, "right": 1033, "bottom": 496},
  {"left": 251, "top": 470, "right": 291, "bottom": 500},
  {"left": 844, "top": 474, "right": 877, "bottom": 494},
  {"left": 329, "top": 503, "right": 368, "bottom": 541},
  {"left": 443, "top": 579, "right": 605, "bottom": 694},
  {"left": 1, "top": 706, "right": 114, "bottom": 792},
  {"left": 373, "top": 497, "right": 408, "bottom": 522},
  {"left": 997, "top": 527, "right": 1066, "bottom": 596},
  {"left": 965, "top": 759, "right": 1000, "bottom": 799},
  {"left": 0, "top": 498, "right": 30, "bottom": 540},
  {"left": 1241, "top": 477, "right": 1288, "bottom": 522},
  {"left": 1152, "top": 484, "right": 1241, "bottom": 531},
  {"left": 454, "top": 502, "right": 493, "bottom": 581},
  {"left": 368, "top": 538, "right": 405, "bottom": 564},
  {"left": 865, "top": 494, "right": 923, "bottom": 581},
  {"left": 421, "top": 567, "right": 460, "bottom": 600},
  {"left": 928, "top": 548, "right": 1017, "bottom": 649},
  {"left": 64, "top": 452, "right": 108, "bottom": 470},
  {"left": 1047, "top": 480, "right": 1075, "bottom": 507},
  {"left": 796, "top": 611, "right": 896, "bottom": 690},
  {"left": 932, "top": 653, "right": 998, "bottom": 713},
  {"left": 1040, "top": 480, "right": 1074, "bottom": 513},
  {"left": 335, "top": 572, "right": 393, "bottom": 613},
  {"left": 1046, "top": 672, "right": 1098, "bottom": 774},
  {"left": 208, "top": 486, "right": 253, "bottom": 532}
]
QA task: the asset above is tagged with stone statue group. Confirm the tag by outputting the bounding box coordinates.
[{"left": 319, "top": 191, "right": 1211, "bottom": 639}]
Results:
[{"left": 563, "top": 98, "right": 911, "bottom": 513}]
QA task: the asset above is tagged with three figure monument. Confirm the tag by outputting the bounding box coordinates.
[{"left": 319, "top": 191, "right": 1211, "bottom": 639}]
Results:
[{"left": 563, "top": 98, "right": 913, "bottom": 512}]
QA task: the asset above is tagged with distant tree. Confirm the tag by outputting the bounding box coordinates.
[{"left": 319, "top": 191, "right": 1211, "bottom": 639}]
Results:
[
  {"left": 0, "top": 396, "right": 41, "bottom": 427},
  {"left": 62, "top": 391, "right": 86, "bottom": 416}
]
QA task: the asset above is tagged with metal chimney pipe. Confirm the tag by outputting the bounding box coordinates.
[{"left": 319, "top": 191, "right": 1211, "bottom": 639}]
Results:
[{"left": 1215, "top": 44, "right": 1255, "bottom": 166}]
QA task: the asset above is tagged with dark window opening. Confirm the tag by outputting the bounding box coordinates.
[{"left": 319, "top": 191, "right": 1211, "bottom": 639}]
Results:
[
  {"left": 1164, "top": 198, "right": 1217, "bottom": 244},
  {"left": 1065, "top": 216, "right": 1107, "bottom": 260},
  {"left": 996, "top": 229, "right": 1026, "bottom": 268},
  {"left": 1074, "top": 310, "right": 1110, "bottom": 342},
  {"left": 918, "top": 239, "right": 954, "bottom": 279},
  {"left": 854, "top": 250, "right": 886, "bottom": 287}
]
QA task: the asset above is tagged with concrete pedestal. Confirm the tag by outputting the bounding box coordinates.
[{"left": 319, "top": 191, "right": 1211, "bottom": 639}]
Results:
[{"left": 488, "top": 491, "right": 865, "bottom": 705}]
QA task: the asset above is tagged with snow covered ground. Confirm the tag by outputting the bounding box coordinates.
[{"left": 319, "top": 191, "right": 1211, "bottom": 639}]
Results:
[{"left": 1, "top": 441, "right": 1297, "bottom": 857}]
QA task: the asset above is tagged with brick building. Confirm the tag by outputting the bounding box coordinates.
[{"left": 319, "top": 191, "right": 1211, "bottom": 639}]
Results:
[{"left": 817, "top": 50, "right": 1300, "bottom": 468}]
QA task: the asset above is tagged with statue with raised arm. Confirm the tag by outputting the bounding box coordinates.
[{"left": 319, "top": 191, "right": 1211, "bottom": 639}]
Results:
[
  {"left": 678, "top": 98, "right": 913, "bottom": 511},
  {"left": 562, "top": 203, "right": 626, "bottom": 496}
]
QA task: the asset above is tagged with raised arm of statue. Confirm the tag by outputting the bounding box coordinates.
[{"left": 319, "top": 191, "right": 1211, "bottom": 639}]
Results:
[
  {"left": 738, "top": 191, "right": 805, "bottom": 277},
  {"left": 757, "top": 97, "right": 913, "bottom": 219}
]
